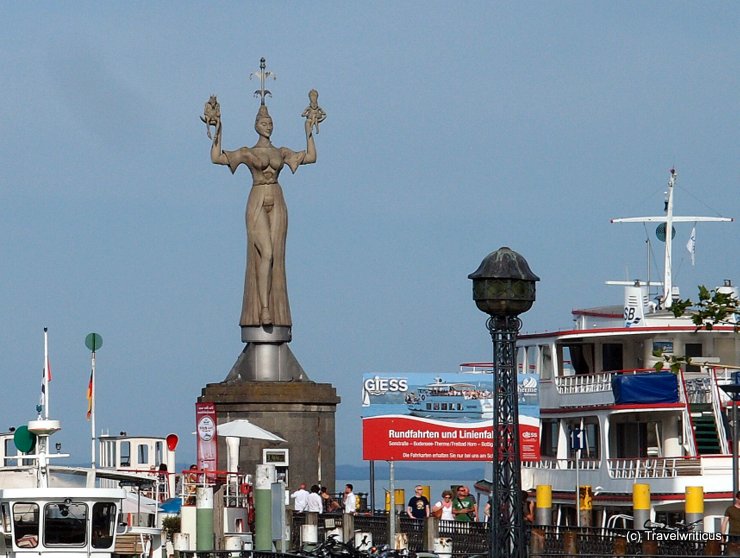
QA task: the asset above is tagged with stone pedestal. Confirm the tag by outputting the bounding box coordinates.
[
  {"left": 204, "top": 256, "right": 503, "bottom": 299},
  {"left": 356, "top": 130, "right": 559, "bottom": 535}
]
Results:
[{"left": 199, "top": 380, "right": 340, "bottom": 489}]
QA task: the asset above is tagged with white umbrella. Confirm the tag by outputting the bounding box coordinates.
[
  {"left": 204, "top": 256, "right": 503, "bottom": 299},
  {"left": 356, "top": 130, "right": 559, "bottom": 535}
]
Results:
[
  {"left": 217, "top": 419, "right": 286, "bottom": 442},
  {"left": 122, "top": 491, "right": 159, "bottom": 514}
]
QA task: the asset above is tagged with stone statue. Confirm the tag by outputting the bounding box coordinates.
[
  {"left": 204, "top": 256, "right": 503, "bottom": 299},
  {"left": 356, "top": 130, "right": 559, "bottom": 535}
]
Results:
[{"left": 206, "top": 62, "right": 324, "bottom": 328}]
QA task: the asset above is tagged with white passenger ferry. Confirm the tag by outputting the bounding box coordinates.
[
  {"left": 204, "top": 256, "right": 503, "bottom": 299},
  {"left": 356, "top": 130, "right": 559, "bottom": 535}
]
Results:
[
  {"left": 406, "top": 378, "right": 493, "bottom": 420},
  {"left": 516, "top": 169, "right": 738, "bottom": 531}
]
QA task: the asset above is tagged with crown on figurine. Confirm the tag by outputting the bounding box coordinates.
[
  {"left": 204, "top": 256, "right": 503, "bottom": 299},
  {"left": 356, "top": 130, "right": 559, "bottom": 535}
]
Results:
[{"left": 255, "top": 104, "right": 271, "bottom": 122}]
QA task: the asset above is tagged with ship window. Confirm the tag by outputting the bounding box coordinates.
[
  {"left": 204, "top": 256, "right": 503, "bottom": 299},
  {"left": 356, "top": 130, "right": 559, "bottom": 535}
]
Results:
[
  {"left": 12, "top": 503, "right": 38, "bottom": 548},
  {"left": 91, "top": 503, "right": 116, "bottom": 549},
  {"left": 441, "top": 403, "right": 448, "bottom": 411},
  {"left": 582, "top": 419, "right": 600, "bottom": 459},
  {"left": 138, "top": 444, "right": 149, "bottom": 465},
  {"left": 155, "top": 441, "right": 163, "bottom": 466},
  {"left": 120, "top": 441, "right": 131, "bottom": 467},
  {"left": 540, "top": 345, "right": 553, "bottom": 380},
  {"left": 1, "top": 503, "right": 9, "bottom": 534},
  {"left": 602, "top": 343, "right": 623, "bottom": 372},
  {"left": 433, "top": 403, "right": 440, "bottom": 410},
  {"left": 563, "top": 344, "right": 594, "bottom": 375},
  {"left": 685, "top": 343, "right": 702, "bottom": 372},
  {"left": 540, "top": 419, "right": 558, "bottom": 457},
  {"left": 44, "top": 502, "right": 87, "bottom": 546},
  {"left": 526, "top": 347, "right": 537, "bottom": 374},
  {"left": 426, "top": 404, "right": 431, "bottom": 411}
]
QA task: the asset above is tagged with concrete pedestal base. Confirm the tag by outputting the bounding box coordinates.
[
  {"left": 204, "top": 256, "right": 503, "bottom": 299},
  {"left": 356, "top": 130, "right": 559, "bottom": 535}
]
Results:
[{"left": 199, "top": 380, "right": 340, "bottom": 489}]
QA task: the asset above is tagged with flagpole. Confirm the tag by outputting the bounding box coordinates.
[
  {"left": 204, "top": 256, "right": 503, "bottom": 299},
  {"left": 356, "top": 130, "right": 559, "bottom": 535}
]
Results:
[
  {"left": 91, "top": 350, "right": 96, "bottom": 470},
  {"left": 85, "top": 332, "right": 103, "bottom": 471},
  {"left": 43, "top": 327, "right": 50, "bottom": 420}
]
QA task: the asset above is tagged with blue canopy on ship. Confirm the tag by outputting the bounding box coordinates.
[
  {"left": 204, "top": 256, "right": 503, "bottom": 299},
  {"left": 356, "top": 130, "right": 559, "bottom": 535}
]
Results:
[
  {"left": 159, "top": 497, "right": 182, "bottom": 514},
  {"left": 612, "top": 372, "right": 679, "bottom": 404}
]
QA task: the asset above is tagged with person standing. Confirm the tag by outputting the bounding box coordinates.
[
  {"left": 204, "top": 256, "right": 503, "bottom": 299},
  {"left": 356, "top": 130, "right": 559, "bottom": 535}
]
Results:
[
  {"left": 306, "top": 485, "right": 323, "bottom": 513},
  {"left": 431, "top": 490, "right": 455, "bottom": 521},
  {"left": 407, "top": 485, "right": 430, "bottom": 519},
  {"left": 291, "top": 483, "right": 309, "bottom": 512},
  {"left": 452, "top": 486, "right": 477, "bottom": 522},
  {"left": 722, "top": 491, "right": 740, "bottom": 537},
  {"left": 343, "top": 483, "right": 357, "bottom": 514}
]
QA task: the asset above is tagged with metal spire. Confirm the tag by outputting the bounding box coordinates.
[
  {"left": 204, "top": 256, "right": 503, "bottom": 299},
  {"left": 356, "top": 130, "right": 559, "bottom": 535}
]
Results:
[{"left": 250, "top": 57, "right": 276, "bottom": 105}]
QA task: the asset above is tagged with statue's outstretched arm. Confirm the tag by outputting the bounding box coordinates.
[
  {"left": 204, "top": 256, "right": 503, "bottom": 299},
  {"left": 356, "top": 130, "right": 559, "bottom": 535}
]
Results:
[
  {"left": 211, "top": 119, "right": 229, "bottom": 165},
  {"left": 303, "top": 117, "right": 317, "bottom": 165}
]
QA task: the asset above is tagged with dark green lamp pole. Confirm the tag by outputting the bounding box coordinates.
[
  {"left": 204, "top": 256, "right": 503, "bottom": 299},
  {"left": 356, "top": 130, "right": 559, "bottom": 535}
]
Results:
[{"left": 469, "top": 247, "right": 539, "bottom": 558}]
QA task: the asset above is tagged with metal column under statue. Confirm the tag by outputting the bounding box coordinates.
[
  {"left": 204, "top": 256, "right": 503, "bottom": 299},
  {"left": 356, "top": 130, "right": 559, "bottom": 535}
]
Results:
[{"left": 203, "top": 57, "right": 326, "bottom": 382}]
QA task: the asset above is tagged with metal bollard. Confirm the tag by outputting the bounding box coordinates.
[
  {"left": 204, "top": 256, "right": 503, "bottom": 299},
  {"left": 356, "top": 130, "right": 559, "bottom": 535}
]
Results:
[{"left": 535, "top": 485, "right": 552, "bottom": 526}]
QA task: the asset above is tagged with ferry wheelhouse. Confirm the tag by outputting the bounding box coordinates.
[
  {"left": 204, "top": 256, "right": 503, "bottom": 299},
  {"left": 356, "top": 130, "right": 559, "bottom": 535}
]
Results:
[{"left": 518, "top": 170, "right": 738, "bottom": 531}]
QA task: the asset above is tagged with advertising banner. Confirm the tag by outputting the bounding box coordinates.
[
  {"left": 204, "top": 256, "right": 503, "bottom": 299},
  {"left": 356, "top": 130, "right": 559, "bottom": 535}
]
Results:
[
  {"left": 362, "top": 372, "right": 539, "bottom": 461},
  {"left": 195, "top": 402, "right": 218, "bottom": 474}
]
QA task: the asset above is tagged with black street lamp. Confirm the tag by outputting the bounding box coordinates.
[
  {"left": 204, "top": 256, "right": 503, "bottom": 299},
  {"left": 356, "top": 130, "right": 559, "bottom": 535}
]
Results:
[
  {"left": 470, "top": 247, "right": 539, "bottom": 558},
  {"left": 720, "top": 373, "right": 740, "bottom": 498}
]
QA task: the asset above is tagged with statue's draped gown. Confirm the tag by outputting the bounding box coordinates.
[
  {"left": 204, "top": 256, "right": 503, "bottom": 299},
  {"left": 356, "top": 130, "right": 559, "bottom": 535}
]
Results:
[{"left": 225, "top": 146, "right": 305, "bottom": 327}]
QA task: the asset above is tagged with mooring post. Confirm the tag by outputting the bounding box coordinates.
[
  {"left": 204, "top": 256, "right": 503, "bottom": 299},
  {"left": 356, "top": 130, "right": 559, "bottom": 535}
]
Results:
[
  {"left": 196, "top": 486, "right": 214, "bottom": 551},
  {"left": 685, "top": 486, "right": 704, "bottom": 527},
  {"left": 535, "top": 485, "right": 551, "bottom": 526},
  {"left": 254, "top": 464, "right": 275, "bottom": 551}
]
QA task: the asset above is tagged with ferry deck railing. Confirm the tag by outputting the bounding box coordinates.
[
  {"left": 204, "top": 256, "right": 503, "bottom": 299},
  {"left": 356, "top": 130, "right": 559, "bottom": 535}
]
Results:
[
  {"left": 522, "top": 456, "right": 601, "bottom": 470},
  {"left": 554, "top": 368, "right": 659, "bottom": 395},
  {"left": 180, "top": 468, "right": 252, "bottom": 508},
  {"left": 524, "top": 455, "right": 704, "bottom": 478},
  {"left": 180, "top": 521, "right": 739, "bottom": 558},
  {"left": 607, "top": 456, "right": 702, "bottom": 478}
]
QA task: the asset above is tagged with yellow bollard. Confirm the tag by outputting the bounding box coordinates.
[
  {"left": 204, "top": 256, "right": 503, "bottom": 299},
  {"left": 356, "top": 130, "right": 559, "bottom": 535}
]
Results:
[
  {"left": 394, "top": 488, "right": 405, "bottom": 515},
  {"left": 579, "top": 485, "right": 593, "bottom": 527},
  {"left": 685, "top": 486, "right": 704, "bottom": 527},
  {"left": 633, "top": 483, "right": 650, "bottom": 530},
  {"left": 535, "top": 485, "right": 552, "bottom": 526}
]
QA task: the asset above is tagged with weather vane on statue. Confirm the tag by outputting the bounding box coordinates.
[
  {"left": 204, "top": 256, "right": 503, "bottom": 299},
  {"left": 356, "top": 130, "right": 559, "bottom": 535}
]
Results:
[{"left": 202, "top": 58, "right": 326, "bottom": 329}]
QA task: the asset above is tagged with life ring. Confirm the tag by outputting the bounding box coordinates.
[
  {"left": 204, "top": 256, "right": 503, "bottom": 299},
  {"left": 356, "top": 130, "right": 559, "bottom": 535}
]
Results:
[{"left": 240, "top": 483, "right": 251, "bottom": 495}]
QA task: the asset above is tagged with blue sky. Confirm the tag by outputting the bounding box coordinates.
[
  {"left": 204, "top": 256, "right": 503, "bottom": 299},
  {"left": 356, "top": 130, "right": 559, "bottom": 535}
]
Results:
[{"left": 0, "top": 3, "right": 738, "bottom": 469}]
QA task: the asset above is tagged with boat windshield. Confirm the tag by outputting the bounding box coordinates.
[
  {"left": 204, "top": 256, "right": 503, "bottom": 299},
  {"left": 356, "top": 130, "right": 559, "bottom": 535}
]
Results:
[
  {"left": 44, "top": 502, "right": 87, "bottom": 546},
  {"left": 91, "top": 502, "right": 116, "bottom": 548}
]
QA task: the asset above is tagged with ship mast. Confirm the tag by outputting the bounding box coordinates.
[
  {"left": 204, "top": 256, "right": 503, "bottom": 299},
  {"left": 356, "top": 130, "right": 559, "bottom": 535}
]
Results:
[{"left": 611, "top": 169, "right": 732, "bottom": 308}]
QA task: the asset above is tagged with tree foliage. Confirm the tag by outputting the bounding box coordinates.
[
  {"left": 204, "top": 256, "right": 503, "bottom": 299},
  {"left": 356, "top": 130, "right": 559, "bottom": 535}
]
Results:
[
  {"left": 652, "top": 285, "right": 739, "bottom": 372},
  {"left": 671, "top": 285, "right": 739, "bottom": 332}
]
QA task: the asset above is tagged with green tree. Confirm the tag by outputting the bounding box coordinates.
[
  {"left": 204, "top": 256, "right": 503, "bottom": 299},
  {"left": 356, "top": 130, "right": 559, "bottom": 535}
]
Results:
[
  {"left": 652, "top": 285, "right": 739, "bottom": 372},
  {"left": 671, "top": 285, "right": 739, "bottom": 332}
]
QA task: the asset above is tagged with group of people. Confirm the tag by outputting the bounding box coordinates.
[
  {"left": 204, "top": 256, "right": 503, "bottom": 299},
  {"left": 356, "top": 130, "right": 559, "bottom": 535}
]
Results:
[
  {"left": 408, "top": 486, "right": 535, "bottom": 523},
  {"left": 291, "top": 482, "right": 357, "bottom": 514},
  {"left": 406, "top": 485, "right": 478, "bottom": 521}
]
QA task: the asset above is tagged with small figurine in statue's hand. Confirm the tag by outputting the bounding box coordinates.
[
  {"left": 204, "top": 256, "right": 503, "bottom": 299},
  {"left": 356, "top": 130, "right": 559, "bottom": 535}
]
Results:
[
  {"left": 201, "top": 95, "right": 221, "bottom": 139},
  {"left": 301, "top": 89, "right": 326, "bottom": 135}
]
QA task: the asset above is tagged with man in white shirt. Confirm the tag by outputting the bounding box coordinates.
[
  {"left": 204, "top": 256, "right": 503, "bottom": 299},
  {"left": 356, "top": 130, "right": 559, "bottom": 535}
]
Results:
[
  {"left": 343, "top": 483, "right": 357, "bottom": 514},
  {"left": 291, "top": 483, "right": 309, "bottom": 512},
  {"left": 306, "top": 484, "right": 323, "bottom": 513}
]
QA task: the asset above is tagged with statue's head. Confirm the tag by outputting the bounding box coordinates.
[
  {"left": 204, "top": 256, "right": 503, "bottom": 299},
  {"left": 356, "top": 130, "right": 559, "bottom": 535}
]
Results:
[{"left": 254, "top": 104, "right": 273, "bottom": 138}]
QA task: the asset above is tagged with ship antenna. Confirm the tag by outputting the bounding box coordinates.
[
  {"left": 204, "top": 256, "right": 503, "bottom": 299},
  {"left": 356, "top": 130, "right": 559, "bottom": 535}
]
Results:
[{"left": 611, "top": 168, "right": 732, "bottom": 309}]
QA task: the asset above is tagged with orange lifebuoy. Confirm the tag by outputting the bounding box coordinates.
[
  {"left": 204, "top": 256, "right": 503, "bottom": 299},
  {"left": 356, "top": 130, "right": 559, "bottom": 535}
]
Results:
[{"left": 240, "top": 483, "right": 250, "bottom": 495}]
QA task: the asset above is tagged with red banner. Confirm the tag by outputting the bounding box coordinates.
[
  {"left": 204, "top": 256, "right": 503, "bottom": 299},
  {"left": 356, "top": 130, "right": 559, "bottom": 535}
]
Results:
[
  {"left": 196, "top": 402, "right": 218, "bottom": 474},
  {"left": 362, "top": 415, "right": 539, "bottom": 462}
]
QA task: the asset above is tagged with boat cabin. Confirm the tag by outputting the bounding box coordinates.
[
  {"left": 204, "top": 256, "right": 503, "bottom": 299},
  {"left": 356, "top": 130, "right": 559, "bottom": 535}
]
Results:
[{"left": 0, "top": 488, "right": 123, "bottom": 558}]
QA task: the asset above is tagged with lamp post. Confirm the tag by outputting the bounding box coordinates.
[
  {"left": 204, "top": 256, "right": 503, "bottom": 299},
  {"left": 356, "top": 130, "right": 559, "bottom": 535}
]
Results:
[
  {"left": 720, "top": 373, "right": 740, "bottom": 498},
  {"left": 469, "top": 247, "right": 539, "bottom": 558}
]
